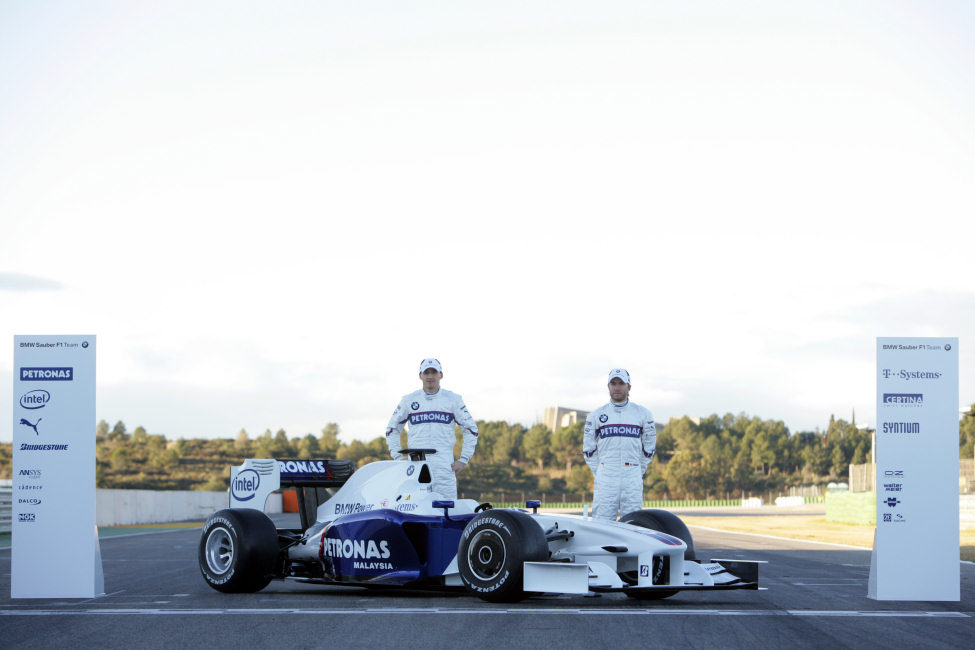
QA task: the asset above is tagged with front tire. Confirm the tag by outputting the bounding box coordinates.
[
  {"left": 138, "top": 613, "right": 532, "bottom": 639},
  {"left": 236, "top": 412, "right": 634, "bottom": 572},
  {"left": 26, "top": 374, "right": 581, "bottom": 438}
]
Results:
[
  {"left": 619, "top": 509, "right": 695, "bottom": 601},
  {"left": 199, "top": 509, "right": 279, "bottom": 593},
  {"left": 458, "top": 510, "right": 548, "bottom": 603},
  {"left": 620, "top": 509, "right": 695, "bottom": 560}
]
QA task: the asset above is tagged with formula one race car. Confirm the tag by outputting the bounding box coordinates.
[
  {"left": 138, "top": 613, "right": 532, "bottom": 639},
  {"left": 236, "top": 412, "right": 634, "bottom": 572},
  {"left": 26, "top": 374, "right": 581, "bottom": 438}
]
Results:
[{"left": 199, "top": 450, "right": 763, "bottom": 602}]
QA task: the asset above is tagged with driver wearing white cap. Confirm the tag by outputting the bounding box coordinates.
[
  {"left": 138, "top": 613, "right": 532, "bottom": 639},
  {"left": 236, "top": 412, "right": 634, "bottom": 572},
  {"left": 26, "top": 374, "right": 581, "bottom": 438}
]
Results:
[
  {"left": 582, "top": 368, "right": 656, "bottom": 521},
  {"left": 384, "top": 358, "right": 479, "bottom": 501}
]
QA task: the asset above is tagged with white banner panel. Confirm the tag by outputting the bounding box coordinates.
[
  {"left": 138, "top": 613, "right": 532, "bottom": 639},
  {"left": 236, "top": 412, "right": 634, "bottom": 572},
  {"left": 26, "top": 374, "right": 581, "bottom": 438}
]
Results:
[
  {"left": 869, "top": 337, "right": 958, "bottom": 601},
  {"left": 12, "top": 335, "right": 104, "bottom": 598}
]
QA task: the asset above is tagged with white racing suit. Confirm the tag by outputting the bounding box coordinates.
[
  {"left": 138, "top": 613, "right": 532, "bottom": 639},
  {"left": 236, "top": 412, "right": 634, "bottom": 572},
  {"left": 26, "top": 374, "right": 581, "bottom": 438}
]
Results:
[
  {"left": 385, "top": 388, "right": 479, "bottom": 501},
  {"left": 582, "top": 400, "right": 656, "bottom": 521}
]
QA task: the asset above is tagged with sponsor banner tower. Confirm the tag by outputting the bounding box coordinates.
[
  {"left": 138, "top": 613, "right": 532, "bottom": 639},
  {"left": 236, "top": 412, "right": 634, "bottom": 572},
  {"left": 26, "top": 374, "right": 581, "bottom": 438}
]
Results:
[
  {"left": 869, "top": 337, "right": 958, "bottom": 601},
  {"left": 12, "top": 335, "right": 104, "bottom": 598}
]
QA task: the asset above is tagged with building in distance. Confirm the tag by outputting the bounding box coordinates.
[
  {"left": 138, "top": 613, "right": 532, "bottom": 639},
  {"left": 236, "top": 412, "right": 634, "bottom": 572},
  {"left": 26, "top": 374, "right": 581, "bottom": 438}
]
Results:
[{"left": 542, "top": 406, "right": 590, "bottom": 433}]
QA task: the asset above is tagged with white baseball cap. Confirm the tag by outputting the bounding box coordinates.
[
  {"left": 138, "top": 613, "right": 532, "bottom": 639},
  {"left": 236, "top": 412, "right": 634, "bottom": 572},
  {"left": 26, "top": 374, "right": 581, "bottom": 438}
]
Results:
[
  {"left": 608, "top": 368, "right": 631, "bottom": 384},
  {"left": 419, "top": 358, "right": 443, "bottom": 373}
]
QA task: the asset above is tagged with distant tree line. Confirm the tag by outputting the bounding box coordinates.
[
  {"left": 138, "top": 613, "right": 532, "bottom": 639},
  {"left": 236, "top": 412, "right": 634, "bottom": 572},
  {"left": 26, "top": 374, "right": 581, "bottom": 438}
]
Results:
[{"left": 0, "top": 406, "right": 972, "bottom": 500}]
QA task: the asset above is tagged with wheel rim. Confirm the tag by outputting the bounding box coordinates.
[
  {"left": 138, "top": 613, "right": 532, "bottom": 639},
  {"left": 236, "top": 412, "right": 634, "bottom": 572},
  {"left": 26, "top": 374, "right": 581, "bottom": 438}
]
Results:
[
  {"left": 467, "top": 529, "right": 506, "bottom": 581},
  {"left": 205, "top": 527, "right": 234, "bottom": 575}
]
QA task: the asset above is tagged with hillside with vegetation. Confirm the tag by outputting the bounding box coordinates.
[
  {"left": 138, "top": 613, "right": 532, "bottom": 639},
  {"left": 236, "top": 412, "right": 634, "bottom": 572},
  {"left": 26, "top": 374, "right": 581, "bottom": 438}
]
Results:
[{"left": 2, "top": 407, "right": 972, "bottom": 501}]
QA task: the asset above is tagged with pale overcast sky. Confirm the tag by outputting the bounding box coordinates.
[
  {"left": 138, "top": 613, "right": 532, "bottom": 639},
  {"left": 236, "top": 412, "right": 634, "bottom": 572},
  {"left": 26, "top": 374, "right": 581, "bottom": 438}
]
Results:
[{"left": 2, "top": 1, "right": 973, "bottom": 443}]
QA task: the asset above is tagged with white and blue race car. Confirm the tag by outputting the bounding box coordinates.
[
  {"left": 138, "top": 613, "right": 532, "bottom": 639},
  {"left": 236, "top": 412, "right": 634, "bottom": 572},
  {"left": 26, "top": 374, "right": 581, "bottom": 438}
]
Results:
[{"left": 199, "top": 450, "right": 763, "bottom": 602}]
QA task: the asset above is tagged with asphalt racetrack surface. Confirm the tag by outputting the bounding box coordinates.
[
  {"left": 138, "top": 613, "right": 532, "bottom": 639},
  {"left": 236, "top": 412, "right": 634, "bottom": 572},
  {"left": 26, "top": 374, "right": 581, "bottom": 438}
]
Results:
[{"left": 1, "top": 514, "right": 972, "bottom": 649}]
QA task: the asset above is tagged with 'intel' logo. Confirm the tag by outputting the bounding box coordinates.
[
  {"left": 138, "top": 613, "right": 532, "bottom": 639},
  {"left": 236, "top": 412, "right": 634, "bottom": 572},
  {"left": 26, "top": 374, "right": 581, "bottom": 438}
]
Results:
[
  {"left": 882, "top": 393, "right": 923, "bottom": 406},
  {"left": 20, "top": 367, "right": 73, "bottom": 381},
  {"left": 231, "top": 469, "right": 260, "bottom": 501},
  {"left": 20, "top": 390, "right": 51, "bottom": 410}
]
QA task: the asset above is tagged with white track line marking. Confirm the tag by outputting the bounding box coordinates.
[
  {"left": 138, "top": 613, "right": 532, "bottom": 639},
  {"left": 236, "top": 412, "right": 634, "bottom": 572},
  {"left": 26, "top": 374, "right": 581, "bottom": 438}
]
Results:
[
  {"left": 97, "top": 528, "right": 198, "bottom": 540},
  {"left": 0, "top": 608, "right": 968, "bottom": 618},
  {"left": 693, "top": 526, "right": 975, "bottom": 566},
  {"left": 71, "top": 589, "right": 126, "bottom": 605},
  {"left": 687, "top": 524, "right": 873, "bottom": 550}
]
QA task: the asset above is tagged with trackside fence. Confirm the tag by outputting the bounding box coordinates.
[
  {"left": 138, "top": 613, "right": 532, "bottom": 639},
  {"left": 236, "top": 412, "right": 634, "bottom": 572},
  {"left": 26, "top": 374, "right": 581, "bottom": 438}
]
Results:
[
  {"left": 0, "top": 488, "right": 11, "bottom": 533},
  {"left": 469, "top": 498, "right": 743, "bottom": 510},
  {"left": 643, "top": 499, "right": 741, "bottom": 508},
  {"left": 851, "top": 460, "right": 974, "bottom": 494}
]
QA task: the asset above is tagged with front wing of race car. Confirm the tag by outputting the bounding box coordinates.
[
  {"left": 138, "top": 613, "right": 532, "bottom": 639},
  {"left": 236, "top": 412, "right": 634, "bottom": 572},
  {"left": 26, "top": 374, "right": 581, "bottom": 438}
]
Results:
[
  {"left": 504, "top": 512, "right": 763, "bottom": 596},
  {"left": 520, "top": 556, "right": 762, "bottom": 595}
]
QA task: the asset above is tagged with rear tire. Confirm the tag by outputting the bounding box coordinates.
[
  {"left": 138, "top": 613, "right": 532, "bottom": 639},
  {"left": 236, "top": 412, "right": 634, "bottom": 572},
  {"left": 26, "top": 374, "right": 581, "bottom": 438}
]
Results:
[
  {"left": 199, "top": 509, "right": 279, "bottom": 593},
  {"left": 458, "top": 510, "right": 548, "bottom": 603}
]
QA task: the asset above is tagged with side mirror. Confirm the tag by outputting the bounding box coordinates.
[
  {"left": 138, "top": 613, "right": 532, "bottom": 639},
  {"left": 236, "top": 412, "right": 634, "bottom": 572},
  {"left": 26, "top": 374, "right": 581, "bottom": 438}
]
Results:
[{"left": 433, "top": 500, "right": 455, "bottom": 519}]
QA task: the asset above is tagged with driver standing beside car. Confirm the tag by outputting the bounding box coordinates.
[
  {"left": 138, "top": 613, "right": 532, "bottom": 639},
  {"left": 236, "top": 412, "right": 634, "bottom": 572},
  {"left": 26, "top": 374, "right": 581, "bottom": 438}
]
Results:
[
  {"left": 582, "top": 368, "right": 656, "bottom": 521},
  {"left": 384, "top": 358, "right": 479, "bottom": 501}
]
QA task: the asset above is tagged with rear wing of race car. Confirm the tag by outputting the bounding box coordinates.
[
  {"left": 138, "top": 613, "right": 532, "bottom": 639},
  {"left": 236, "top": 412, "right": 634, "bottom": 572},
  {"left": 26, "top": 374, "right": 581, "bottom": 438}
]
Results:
[{"left": 230, "top": 458, "right": 355, "bottom": 529}]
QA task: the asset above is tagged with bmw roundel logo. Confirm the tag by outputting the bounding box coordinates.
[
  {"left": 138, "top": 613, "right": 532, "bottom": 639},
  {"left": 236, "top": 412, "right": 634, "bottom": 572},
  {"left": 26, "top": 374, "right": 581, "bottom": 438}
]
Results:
[
  {"left": 945, "top": 344, "right": 952, "bottom": 351},
  {"left": 411, "top": 401, "right": 419, "bottom": 410},
  {"left": 407, "top": 465, "right": 415, "bottom": 476},
  {"left": 599, "top": 414, "right": 608, "bottom": 423}
]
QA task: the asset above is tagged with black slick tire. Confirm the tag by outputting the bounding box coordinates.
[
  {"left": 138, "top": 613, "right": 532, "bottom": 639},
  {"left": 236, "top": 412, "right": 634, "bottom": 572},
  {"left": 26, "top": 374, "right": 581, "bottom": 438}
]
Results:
[
  {"left": 458, "top": 510, "right": 548, "bottom": 603},
  {"left": 619, "top": 509, "right": 696, "bottom": 600},
  {"left": 620, "top": 509, "right": 696, "bottom": 560},
  {"left": 199, "top": 508, "right": 279, "bottom": 593}
]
